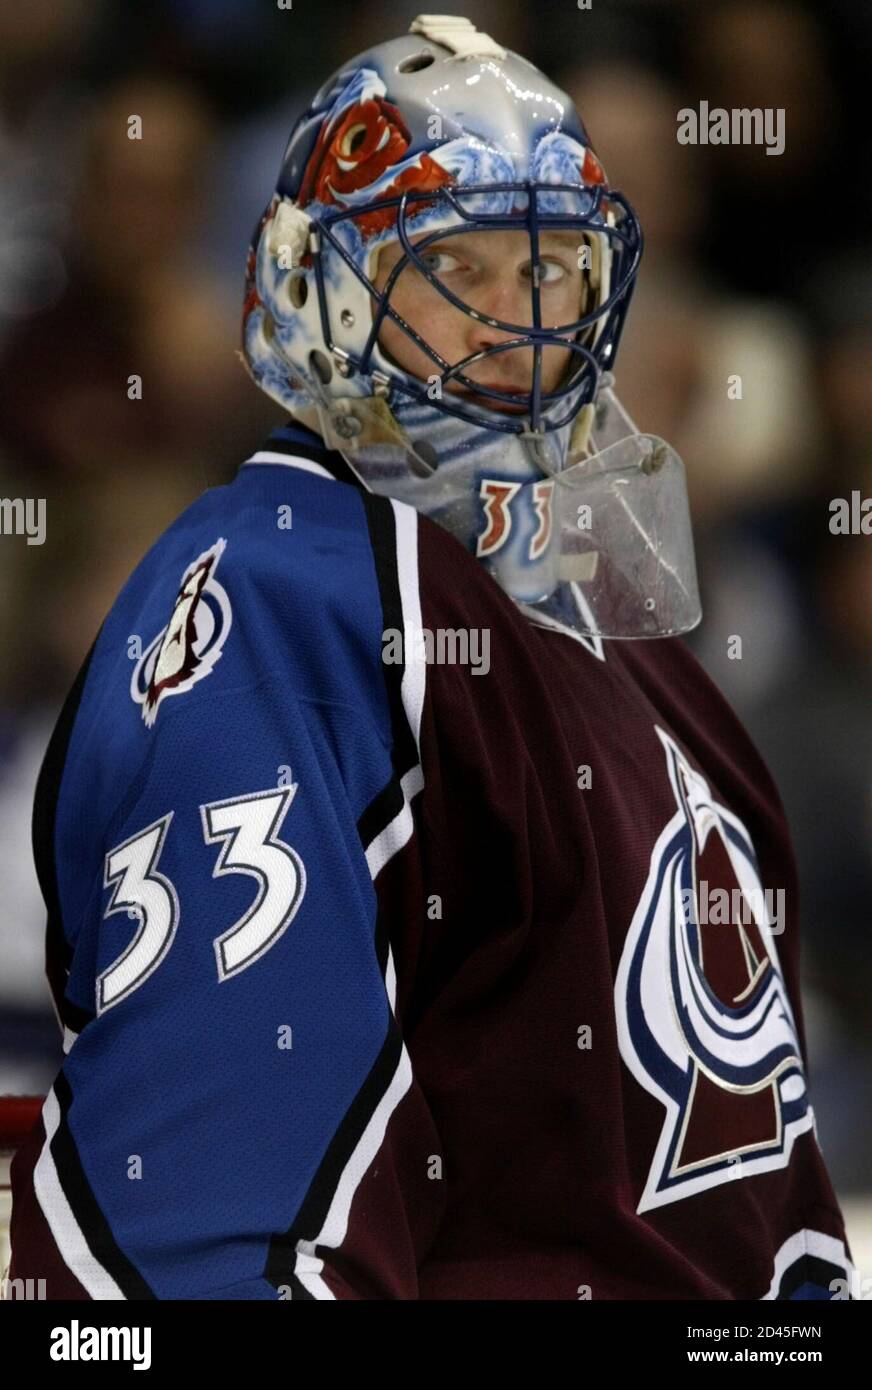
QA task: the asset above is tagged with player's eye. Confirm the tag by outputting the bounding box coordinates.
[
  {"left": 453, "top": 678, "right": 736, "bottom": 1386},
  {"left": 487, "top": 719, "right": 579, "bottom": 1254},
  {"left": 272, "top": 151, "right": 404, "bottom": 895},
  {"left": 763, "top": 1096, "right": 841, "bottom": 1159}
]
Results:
[
  {"left": 520, "top": 258, "right": 571, "bottom": 286},
  {"left": 419, "top": 250, "right": 465, "bottom": 278}
]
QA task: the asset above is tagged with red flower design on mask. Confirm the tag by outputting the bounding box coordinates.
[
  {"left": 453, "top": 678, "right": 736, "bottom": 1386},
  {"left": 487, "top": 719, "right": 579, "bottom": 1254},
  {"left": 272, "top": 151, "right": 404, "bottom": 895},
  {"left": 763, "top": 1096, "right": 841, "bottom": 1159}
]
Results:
[
  {"left": 581, "top": 147, "right": 605, "bottom": 185},
  {"left": 242, "top": 198, "right": 277, "bottom": 327},
  {"left": 298, "top": 95, "right": 452, "bottom": 239}
]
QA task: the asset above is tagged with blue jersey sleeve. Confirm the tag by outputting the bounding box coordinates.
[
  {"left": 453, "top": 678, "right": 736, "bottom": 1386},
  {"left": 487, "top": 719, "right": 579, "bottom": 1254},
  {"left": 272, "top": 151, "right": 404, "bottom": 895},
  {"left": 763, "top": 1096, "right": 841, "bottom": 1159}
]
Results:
[{"left": 9, "top": 475, "right": 445, "bottom": 1299}]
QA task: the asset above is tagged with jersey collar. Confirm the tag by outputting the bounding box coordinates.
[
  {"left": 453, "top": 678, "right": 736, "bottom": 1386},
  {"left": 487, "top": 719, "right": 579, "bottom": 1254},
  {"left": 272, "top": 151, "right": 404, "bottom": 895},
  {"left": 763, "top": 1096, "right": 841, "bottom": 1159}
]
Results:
[
  {"left": 241, "top": 419, "right": 365, "bottom": 489},
  {"left": 243, "top": 421, "right": 607, "bottom": 659}
]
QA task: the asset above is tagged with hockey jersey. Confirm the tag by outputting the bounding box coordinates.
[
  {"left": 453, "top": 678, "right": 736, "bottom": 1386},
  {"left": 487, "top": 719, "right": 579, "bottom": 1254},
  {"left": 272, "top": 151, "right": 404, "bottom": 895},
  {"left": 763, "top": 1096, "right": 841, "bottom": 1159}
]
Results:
[{"left": 7, "top": 420, "right": 854, "bottom": 1299}]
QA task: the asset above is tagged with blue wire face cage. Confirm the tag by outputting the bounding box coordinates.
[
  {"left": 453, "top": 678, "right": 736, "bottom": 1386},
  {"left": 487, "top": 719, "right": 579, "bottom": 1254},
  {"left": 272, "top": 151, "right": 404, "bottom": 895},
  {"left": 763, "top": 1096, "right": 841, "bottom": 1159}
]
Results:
[
  {"left": 310, "top": 181, "right": 643, "bottom": 436},
  {"left": 243, "top": 43, "right": 645, "bottom": 439}
]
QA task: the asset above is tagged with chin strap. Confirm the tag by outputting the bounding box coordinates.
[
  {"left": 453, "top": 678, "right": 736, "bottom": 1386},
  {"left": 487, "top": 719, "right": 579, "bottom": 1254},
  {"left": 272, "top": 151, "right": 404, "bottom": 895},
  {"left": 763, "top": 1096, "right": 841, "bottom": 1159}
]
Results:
[
  {"left": 568, "top": 402, "right": 596, "bottom": 457},
  {"left": 298, "top": 395, "right": 426, "bottom": 467}
]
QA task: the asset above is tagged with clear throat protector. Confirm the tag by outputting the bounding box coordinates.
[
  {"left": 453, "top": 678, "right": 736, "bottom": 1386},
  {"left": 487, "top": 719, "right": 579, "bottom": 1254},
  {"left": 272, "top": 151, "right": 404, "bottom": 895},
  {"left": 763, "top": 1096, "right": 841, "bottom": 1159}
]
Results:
[{"left": 306, "top": 373, "right": 702, "bottom": 642}]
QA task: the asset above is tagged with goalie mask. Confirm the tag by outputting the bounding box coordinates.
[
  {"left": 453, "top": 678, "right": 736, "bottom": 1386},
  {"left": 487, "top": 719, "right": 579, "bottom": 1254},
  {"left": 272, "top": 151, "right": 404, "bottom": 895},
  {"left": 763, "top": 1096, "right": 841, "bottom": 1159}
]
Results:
[{"left": 242, "top": 14, "right": 701, "bottom": 639}]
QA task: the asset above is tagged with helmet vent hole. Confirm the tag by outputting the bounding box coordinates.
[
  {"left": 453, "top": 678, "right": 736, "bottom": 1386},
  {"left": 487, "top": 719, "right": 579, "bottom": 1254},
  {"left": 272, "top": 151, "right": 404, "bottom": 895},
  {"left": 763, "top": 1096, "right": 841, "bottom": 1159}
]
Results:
[
  {"left": 289, "top": 274, "right": 308, "bottom": 309},
  {"left": 398, "top": 50, "right": 435, "bottom": 74},
  {"left": 309, "top": 350, "right": 333, "bottom": 384}
]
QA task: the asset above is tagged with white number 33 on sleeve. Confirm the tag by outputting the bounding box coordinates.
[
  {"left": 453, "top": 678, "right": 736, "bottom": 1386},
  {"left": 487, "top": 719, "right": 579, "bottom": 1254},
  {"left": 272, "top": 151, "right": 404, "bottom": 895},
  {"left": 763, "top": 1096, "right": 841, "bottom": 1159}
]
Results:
[{"left": 97, "top": 785, "right": 306, "bottom": 1013}]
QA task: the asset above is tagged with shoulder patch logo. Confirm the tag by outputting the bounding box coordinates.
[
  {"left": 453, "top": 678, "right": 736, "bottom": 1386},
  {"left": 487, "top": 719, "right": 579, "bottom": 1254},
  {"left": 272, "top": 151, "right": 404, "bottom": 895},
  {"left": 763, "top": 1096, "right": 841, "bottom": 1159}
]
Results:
[
  {"left": 131, "top": 539, "right": 232, "bottom": 727},
  {"left": 615, "top": 726, "right": 813, "bottom": 1213}
]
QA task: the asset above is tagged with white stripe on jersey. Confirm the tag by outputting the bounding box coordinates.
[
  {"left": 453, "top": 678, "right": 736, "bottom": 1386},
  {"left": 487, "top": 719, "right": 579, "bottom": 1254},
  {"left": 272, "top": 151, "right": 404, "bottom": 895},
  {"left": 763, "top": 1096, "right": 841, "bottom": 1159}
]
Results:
[
  {"left": 295, "top": 500, "right": 427, "bottom": 1300},
  {"left": 33, "top": 1087, "right": 125, "bottom": 1300},
  {"left": 241, "top": 450, "right": 337, "bottom": 479}
]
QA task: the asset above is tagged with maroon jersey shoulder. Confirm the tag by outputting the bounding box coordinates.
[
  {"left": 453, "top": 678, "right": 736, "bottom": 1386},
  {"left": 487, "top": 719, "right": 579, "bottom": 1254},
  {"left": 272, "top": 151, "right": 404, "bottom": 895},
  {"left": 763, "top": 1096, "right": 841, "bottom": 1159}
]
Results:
[{"left": 405, "top": 512, "right": 851, "bottom": 1300}]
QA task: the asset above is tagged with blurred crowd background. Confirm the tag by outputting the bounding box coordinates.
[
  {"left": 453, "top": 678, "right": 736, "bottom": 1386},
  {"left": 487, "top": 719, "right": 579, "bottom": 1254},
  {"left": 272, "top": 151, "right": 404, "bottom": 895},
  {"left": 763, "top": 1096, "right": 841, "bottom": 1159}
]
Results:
[{"left": 0, "top": 0, "right": 869, "bottom": 1221}]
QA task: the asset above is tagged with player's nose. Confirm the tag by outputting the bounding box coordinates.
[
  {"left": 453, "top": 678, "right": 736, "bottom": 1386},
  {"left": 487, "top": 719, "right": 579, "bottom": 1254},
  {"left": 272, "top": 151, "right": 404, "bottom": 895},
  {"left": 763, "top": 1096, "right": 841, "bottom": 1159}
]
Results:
[
  {"left": 467, "top": 271, "right": 534, "bottom": 336},
  {"left": 462, "top": 274, "right": 534, "bottom": 381}
]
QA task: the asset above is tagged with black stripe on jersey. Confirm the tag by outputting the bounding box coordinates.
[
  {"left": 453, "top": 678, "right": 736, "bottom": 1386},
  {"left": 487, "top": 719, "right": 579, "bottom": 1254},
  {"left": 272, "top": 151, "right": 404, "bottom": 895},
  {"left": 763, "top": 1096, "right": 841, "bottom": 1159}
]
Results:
[
  {"left": 51, "top": 1070, "right": 157, "bottom": 1299},
  {"left": 775, "top": 1251, "right": 852, "bottom": 1301},
  {"left": 32, "top": 630, "right": 102, "bottom": 1032},
  {"left": 262, "top": 488, "right": 424, "bottom": 1299},
  {"left": 360, "top": 490, "right": 419, "bottom": 781},
  {"left": 263, "top": 432, "right": 421, "bottom": 781},
  {"left": 264, "top": 1019, "right": 406, "bottom": 1300},
  {"left": 57, "top": 996, "right": 93, "bottom": 1038},
  {"left": 357, "top": 776, "right": 404, "bottom": 871}
]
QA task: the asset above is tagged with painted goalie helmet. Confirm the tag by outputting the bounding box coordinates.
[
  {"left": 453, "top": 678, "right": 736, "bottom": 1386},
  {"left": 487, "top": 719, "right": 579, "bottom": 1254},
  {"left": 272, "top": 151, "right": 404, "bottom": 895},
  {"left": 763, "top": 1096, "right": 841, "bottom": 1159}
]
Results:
[{"left": 242, "top": 14, "right": 700, "bottom": 638}]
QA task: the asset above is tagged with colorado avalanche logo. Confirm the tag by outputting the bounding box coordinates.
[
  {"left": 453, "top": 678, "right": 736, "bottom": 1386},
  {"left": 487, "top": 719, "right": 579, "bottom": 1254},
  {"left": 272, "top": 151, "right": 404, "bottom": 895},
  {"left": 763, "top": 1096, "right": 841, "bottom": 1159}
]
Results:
[
  {"left": 131, "top": 539, "right": 232, "bottom": 728},
  {"left": 615, "top": 726, "right": 814, "bottom": 1213}
]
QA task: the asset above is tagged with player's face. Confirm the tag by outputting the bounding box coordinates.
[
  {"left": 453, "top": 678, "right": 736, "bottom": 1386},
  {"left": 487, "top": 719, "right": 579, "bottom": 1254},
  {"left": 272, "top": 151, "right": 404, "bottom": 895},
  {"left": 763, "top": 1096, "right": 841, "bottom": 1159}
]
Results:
[{"left": 371, "top": 228, "right": 589, "bottom": 413}]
